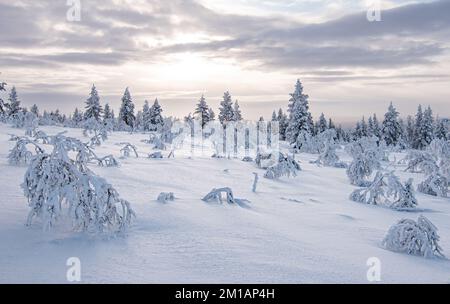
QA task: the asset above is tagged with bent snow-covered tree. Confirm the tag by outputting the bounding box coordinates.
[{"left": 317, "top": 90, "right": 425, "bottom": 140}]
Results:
[
  {"left": 382, "top": 215, "right": 444, "bottom": 259},
  {"left": 22, "top": 134, "right": 134, "bottom": 234},
  {"left": 346, "top": 137, "right": 382, "bottom": 186}
]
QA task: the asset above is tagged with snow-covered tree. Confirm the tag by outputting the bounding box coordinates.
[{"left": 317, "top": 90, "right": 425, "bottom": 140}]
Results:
[
  {"left": 435, "top": 118, "right": 449, "bottom": 140},
  {"left": 404, "top": 150, "right": 438, "bottom": 174},
  {"left": 218, "top": 91, "right": 234, "bottom": 125},
  {"left": 233, "top": 100, "right": 242, "bottom": 121},
  {"left": 103, "top": 103, "right": 115, "bottom": 130},
  {"left": 390, "top": 178, "right": 418, "bottom": 210},
  {"left": 71, "top": 107, "right": 84, "bottom": 127},
  {"left": 313, "top": 129, "right": 346, "bottom": 168},
  {"left": 264, "top": 153, "right": 301, "bottom": 179},
  {"left": 8, "top": 86, "right": 21, "bottom": 117},
  {"left": 418, "top": 173, "right": 448, "bottom": 197},
  {"left": 382, "top": 102, "right": 403, "bottom": 146},
  {"left": 422, "top": 106, "right": 435, "bottom": 146},
  {"left": 148, "top": 98, "right": 164, "bottom": 131},
  {"left": 22, "top": 134, "right": 134, "bottom": 233},
  {"left": 194, "top": 95, "right": 211, "bottom": 128},
  {"left": 317, "top": 113, "right": 327, "bottom": 134},
  {"left": 84, "top": 84, "right": 103, "bottom": 121},
  {"left": 277, "top": 108, "right": 288, "bottom": 141},
  {"left": 30, "top": 104, "right": 39, "bottom": 117},
  {"left": 346, "top": 137, "right": 382, "bottom": 186},
  {"left": 202, "top": 187, "right": 250, "bottom": 207},
  {"left": 118, "top": 87, "right": 135, "bottom": 129},
  {"left": 286, "top": 79, "right": 313, "bottom": 146},
  {"left": 382, "top": 215, "right": 444, "bottom": 258},
  {"left": 83, "top": 117, "right": 109, "bottom": 147}
]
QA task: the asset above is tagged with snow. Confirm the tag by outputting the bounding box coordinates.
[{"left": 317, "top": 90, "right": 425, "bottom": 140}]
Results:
[{"left": 0, "top": 123, "right": 450, "bottom": 283}]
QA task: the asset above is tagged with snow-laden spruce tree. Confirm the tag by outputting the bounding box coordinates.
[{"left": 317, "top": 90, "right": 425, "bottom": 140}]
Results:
[
  {"left": 118, "top": 87, "right": 135, "bottom": 129},
  {"left": 345, "top": 137, "right": 382, "bottom": 186},
  {"left": 264, "top": 153, "right": 301, "bottom": 179},
  {"left": 382, "top": 102, "right": 403, "bottom": 147},
  {"left": 390, "top": 178, "right": 418, "bottom": 210},
  {"left": 295, "top": 130, "right": 320, "bottom": 153},
  {"left": 84, "top": 84, "right": 103, "bottom": 121},
  {"left": 7, "top": 86, "right": 21, "bottom": 117},
  {"left": 382, "top": 215, "right": 444, "bottom": 258},
  {"left": 83, "top": 117, "right": 109, "bottom": 147},
  {"left": 194, "top": 95, "right": 211, "bottom": 128},
  {"left": 312, "top": 129, "right": 346, "bottom": 167},
  {"left": 0, "top": 80, "right": 6, "bottom": 118},
  {"left": 103, "top": 103, "right": 115, "bottom": 131},
  {"left": 218, "top": 91, "right": 235, "bottom": 126},
  {"left": 233, "top": 100, "right": 242, "bottom": 121},
  {"left": 418, "top": 173, "right": 448, "bottom": 197},
  {"left": 22, "top": 134, "right": 134, "bottom": 234},
  {"left": 148, "top": 98, "right": 164, "bottom": 131},
  {"left": 286, "top": 79, "right": 313, "bottom": 147}
]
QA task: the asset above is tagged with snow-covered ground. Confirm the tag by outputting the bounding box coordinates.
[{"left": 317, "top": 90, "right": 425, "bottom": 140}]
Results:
[{"left": 0, "top": 123, "right": 449, "bottom": 283}]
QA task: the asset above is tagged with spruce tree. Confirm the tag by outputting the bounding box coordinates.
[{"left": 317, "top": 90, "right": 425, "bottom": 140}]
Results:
[
  {"left": 422, "top": 106, "right": 435, "bottom": 146},
  {"left": 317, "top": 113, "right": 327, "bottom": 134},
  {"left": 382, "top": 102, "right": 402, "bottom": 146},
  {"left": 103, "top": 103, "right": 113, "bottom": 120},
  {"left": 30, "top": 104, "right": 39, "bottom": 117},
  {"left": 84, "top": 84, "right": 103, "bottom": 121},
  {"left": 218, "top": 91, "right": 235, "bottom": 125},
  {"left": 119, "top": 87, "right": 135, "bottom": 128},
  {"left": 286, "top": 79, "right": 313, "bottom": 145},
  {"left": 149, "top": 98, "right": 164, "bottom": 130},
  {"left": 194, "top": 95, "right": 211, "bottom": 127},
  {"left": 233, "top": 100, "right": 242, "bottom": 121},
  {"left": 8, "top": 86, "right": 21, "bottom": 116}
]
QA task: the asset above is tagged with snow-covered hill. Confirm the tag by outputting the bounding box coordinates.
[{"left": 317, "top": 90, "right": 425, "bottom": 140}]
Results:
[{"left": 0, "top": 123, "right": 449, "bottom": 283}]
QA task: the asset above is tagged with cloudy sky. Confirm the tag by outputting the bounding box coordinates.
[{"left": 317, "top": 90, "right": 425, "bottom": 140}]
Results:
[{"left": 0, "top": 0, "right": 449, "bottom": 123}]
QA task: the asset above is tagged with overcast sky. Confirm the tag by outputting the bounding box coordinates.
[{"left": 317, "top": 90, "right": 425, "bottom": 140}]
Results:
[{"left": 0, "top": 0, "right": 449, "bottom": 122}]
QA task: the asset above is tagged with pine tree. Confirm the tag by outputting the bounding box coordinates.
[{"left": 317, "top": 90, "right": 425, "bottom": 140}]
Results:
[
  {"left": 119, "top": 87, "right": 135, "bottom": 128},
  {"left": 382, "top": 102, "right": 402, "bottom": 146},
  {"left": 84, "top": 84, "right": 103, "bottom": 121},
  {"left": 8, "top": 86, "right": 21, "bottom": 116},
  {"left": 372, "top": 114, "right": 381, "bottom": 139},
  {"left": 194, "top": 95, "right": 211, "bottom": 127},
  {"left": 328, "top": 118, "right": 335, "bottom": 130},
  {"left": 286, "top": 79, "right": 313, "bottom": 145},
  {"left": 361, "top": 116, "right": 368, "bottom": 137},
  {"left": 233, "top": 100, "right": 242, "bottom": 121},
  {"left": 218, "top": 91, "right": 235, "bottom": 125},
  {"left": 317, "top": 113, "right": 327, "bottom": 134}
]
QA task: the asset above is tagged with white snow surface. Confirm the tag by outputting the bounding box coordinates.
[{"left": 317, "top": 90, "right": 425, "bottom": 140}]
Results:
[{"left": 0, "top": 123, "right": 449, "bottom": 283}]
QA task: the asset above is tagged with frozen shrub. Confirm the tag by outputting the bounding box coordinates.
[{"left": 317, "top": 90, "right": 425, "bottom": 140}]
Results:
[
  {"left": 312, "top": 129, "right": 346, "bottom": 168},
  {"left": 157, "top": 192, "right": 175, "bottom": 203},
  {"left": 202, "top": 187, "right": 250, "bottom": 207},
  {"left": 350, "top": 172, "right": 417, "bottom": 210},
  {"left": 22, "top": 134, "right": 134, "bottom": 234},
  {"left": 418, "top": 173, "right": 448, "bottom": 197},
  {"left": 242, "top": 156, "right": 253, "bottom": 162},
  {"left": 148, "top": 152, "right": 163, "bottom": 159},
  {"left": 97, "top": 155, "right": 119, "bottom": 167},
  {"left": 119, "top": 142, "right": 138, "bottom": 158},
  {"left": 382, "top": 215, "right": 444, "bottom": 258},
  {"left": 404, "top": 150, "right": 438, "bottom": 174}
]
